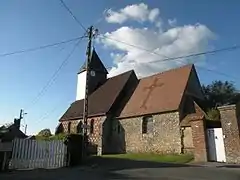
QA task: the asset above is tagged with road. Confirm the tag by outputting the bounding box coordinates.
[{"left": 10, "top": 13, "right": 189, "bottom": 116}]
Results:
[{"left": 1, "top": 157, "right": 240, "bottom": 179}]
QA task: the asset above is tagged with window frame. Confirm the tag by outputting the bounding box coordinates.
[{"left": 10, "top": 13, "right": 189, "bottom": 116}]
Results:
[{"left": 142, "top": 115, "right": 153, "bottom": 134}]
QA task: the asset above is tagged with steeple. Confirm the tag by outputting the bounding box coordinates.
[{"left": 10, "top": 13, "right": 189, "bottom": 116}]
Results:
[
  {"left": 76, "top": 49, "right": 108, "bottom": 100},
  {"left": 78, "top": 49, "right": 108, "bottom": 74}
]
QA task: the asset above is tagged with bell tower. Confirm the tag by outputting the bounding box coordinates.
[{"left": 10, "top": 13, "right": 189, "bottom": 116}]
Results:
[{"left": 76, "top": 49, "right": 108, "bottom": 100}]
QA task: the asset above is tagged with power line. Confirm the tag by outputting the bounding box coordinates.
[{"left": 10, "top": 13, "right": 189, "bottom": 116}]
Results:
[
  {"left": 99, "top": 35, "right": 169, "bottom": 58},
  {"left": 101, "top": 34, "right": 240, "bottom": 63},
  {"left": 99, "top": 34, "right": 240, "bottom": 64},
  {"left": 35, "top": 104, "right": 59, "bottom": 125},
  {"left": 103, "top": 41, "right": 240, "bottom": 81},
  {"left": 196, "top": 66, "right": 240, "bottom": 81},
  {"left": 0, "top": 36, "right": 84, "bottom": 58},
  {"left": 59, "top": 0, "right": 87, "bottom": 32},
  {"left": 147, "top": 45, "right": 240, "bottom": 63},
  {"left": 25, "top": 38, "right": 83, "bottom": 111}
]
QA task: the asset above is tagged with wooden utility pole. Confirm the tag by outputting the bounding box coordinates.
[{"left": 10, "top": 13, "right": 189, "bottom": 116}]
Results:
[
  {"left": 82, "top": 26, "right": 97, "bottom": 157},
  {"left": 16, "top": 109, "right": 27, "bottom": 133},
  {"left": 83, "top": 26, "right": 93, "bottom": 136},
  {"left": 19, "top": 109, "right": 24, "bottom": 121}
]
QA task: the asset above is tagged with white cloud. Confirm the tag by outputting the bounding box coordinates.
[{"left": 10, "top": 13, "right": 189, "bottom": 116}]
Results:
[
  {"left": 105, "top": 3, "right": 160, "bottom": 24},
  {"left": 168, "top": 18, "right": 177, "bottom": 27},
  {"left": 101, "top": 4, "right": 215, "bottom": 78},
  {"left": 148, "top": 8, "right": 160, "bottom": 22}
]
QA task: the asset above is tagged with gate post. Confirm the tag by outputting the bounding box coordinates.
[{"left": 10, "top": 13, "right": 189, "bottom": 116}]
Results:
[
  {"left": 218, "top": 104, "right": 240, "bottom": 164},
  {"left": 190, "top": 116, "right": 208, "bottom": 162}
]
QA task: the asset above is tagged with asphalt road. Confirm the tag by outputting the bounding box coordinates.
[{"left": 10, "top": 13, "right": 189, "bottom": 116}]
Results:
[{"left": 1, "top": 157, "right": 240, "bottom": 179}]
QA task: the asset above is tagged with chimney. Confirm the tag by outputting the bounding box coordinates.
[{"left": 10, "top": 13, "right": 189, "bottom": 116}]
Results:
[{"left": 14, "top": 118, "right": 20, "bottom": 130}]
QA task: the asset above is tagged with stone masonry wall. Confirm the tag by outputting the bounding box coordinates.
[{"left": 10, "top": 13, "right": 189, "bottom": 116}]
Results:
[
  {"left": 218, "top": 105, "right": 240, "bottom": 164},
  {"left": 119, "top": 112, "right": 182, "bottom": 154},
  {"left": 61, "top": 116, "right": 105, "bottom": 154}
]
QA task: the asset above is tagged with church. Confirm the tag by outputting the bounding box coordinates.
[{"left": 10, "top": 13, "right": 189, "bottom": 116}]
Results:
[{"left": 56, "top": 49, "right": 208, "bottom": 160}]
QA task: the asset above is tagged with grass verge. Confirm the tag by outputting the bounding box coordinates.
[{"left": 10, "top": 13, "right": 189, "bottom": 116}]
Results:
[{"left": 102, "top": 153, "right": 194, "bottom": 164}]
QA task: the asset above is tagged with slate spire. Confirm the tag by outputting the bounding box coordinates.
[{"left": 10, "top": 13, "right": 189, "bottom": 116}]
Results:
[{"left": 78, "top": 49, "right": 108, "bottom": 74}]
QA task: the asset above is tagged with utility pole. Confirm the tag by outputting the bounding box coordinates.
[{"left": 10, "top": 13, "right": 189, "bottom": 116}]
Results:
[
  {"left": 18, "top": 109, "right": 27, "bottom": 133},
  {"left": 19, "top": 109, "right": 24, "bottom": 121},
  {"left": 82, "top": 26, "right": 98, "bottom": 158},
  {"left": 83, "top": 26, "right": 93, "bottom": 137}
]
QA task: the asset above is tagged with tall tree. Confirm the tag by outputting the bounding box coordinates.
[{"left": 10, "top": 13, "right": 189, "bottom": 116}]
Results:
[{"left": 202, "top": 80, "right": 239, "bottom": 108}]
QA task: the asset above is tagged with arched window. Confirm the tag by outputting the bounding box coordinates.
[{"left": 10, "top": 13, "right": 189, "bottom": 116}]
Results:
[
  {"left": 77, "top": 121, "right": 83, "bottom": 134},
  {"left": 142, "top": 116, "right": 153, "bottom": 134},
  {"left": 90, "top": 119, "right": 94, "bottom": 134},
  {"left": 67, "top": 122, "right": 72, "bottom": 133}
]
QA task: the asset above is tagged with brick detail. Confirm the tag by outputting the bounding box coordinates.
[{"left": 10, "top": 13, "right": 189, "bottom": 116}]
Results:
[
  {"left": 190, "top": 118, "right": 208, "bottom": 162},
  {"left": 218, "top": 105, "right": 240, "bottom": 163}
]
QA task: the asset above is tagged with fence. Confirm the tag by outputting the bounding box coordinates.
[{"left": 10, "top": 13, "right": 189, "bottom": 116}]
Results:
[{"left": 9, "top": 139, "right": 68, "bottom": 170}]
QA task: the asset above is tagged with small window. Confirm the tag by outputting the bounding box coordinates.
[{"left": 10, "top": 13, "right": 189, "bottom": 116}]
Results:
[
  {"left": 142, "top": 116, "right": 153, "bottom": 134},
  {"left": 77, "top": 121, "right": 83, "bottom": 134},
  {"left": 90, "top": 119, "right": 94, "bottom": 134},
  {"left": 67, "top": 122, "right": 72, "bottom": 133}
]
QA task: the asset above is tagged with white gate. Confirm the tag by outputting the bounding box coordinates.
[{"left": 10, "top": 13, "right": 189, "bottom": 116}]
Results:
[
  {"left": 207, "top": 128, "right": 226, "bottom": 162},
  {"left": 9, "top": 139, "right": 68, "bottom": 170}
]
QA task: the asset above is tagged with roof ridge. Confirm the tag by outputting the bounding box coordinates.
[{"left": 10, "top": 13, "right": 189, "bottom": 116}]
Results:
[
  {"left": 108, "top": 69, "right": 135, "bottom": 79},
  {"left": 140, "top": 64, "right": 194, "bottom": 80}
]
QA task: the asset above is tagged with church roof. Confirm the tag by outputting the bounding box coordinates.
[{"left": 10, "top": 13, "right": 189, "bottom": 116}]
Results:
[
  {"left": 78, "top": 49, "right": 108, "bottom": 74},
  {"left": 118, "top": 64, "right": 194, "bottom": 118},
  {"left": 59, "top": 70, "right": 136, "bottom": 121},
  {"left": 59, "top": 64, "right": 199, "bottom": 121}
]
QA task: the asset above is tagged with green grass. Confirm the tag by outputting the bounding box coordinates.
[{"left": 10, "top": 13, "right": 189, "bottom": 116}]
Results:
[{"left": 102, "top": 153, "right": 194, "bottom": 164}]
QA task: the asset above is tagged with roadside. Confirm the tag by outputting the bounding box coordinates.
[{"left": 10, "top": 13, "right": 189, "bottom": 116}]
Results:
[
  {"left": 1, "top": 154, "right": 240, "bottom": 180},
  {"left": 100, "top": 153, "right": 194, "bottom": 163},
  {"left": 189, "top": 161, "right": 240, "bottom": 170},
  {"left": 1, "top": 156, "right": 240, "bottom": 180}
]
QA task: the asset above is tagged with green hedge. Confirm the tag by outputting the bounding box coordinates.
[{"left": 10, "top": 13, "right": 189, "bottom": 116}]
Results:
[{"left": 35, "top": 133, "right": 68, "bottom": 141}]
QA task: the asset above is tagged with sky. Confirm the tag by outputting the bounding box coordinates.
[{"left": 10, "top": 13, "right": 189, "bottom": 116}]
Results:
[{"left": 1, "top": 0, "right": 240, "bottom": 135}]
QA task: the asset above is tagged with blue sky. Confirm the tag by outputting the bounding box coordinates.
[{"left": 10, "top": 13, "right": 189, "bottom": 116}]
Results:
[{"left": 0, "top": 0, "right": 240, "bottom": 134}]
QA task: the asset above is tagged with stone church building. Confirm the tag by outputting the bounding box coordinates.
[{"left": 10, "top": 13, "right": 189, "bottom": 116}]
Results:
[{"left": 56, "top": 49, "right": 209, "bottom": 161}]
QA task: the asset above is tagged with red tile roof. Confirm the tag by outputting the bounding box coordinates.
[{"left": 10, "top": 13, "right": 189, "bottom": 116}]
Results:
[
  {"left": 118, "top": 65, "right": 194, "bottom": 118},
  {"left": 59, "top": 70, "right": 136, "bottom": 121}
]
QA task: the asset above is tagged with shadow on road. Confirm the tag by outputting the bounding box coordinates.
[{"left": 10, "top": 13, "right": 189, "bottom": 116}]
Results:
[
  {"left": 217, "top": 165, "right": 240, "bottom": 168},
  {"left": 0, "top": 156, "right": 198, "bottom": 180},
  {"left": 86, "top": 156, "right": 195, "bottom": 171},
  {"left": 1, "top": 158, "right": 240, "bottom": 180}
]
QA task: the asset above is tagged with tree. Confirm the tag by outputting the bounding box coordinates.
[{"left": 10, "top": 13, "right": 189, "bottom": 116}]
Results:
[
  {"left": 202, "top": 80, "right": 240, "bottom": 121},
  {"left": 202, "top": 80, "right": 240, "bottom": 108},
  {"left": 37, "top": 128, "right": 52, "bottom": 137}
]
